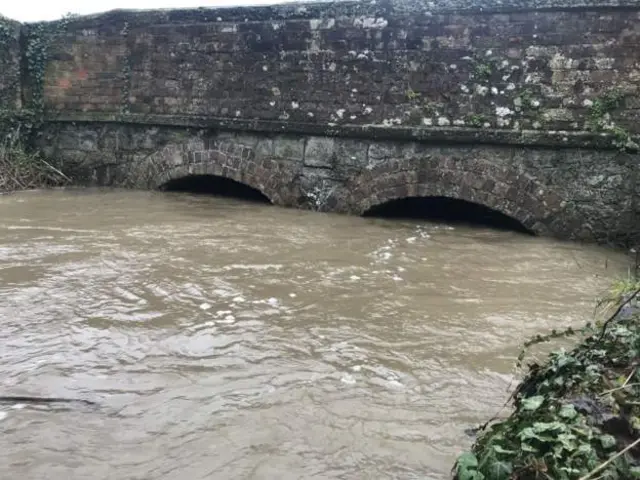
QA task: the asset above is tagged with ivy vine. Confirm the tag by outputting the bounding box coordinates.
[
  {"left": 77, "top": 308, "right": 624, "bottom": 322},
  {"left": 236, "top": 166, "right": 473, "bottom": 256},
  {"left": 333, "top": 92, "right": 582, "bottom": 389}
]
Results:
[
  {"left": 0, "top": 14, "right": 76, "bottom": 144},
  {"left": 23, "top": 14, "right": 75, "bottom": 118},
  {"left": 1, "top": 14, "right": 76, "bottom": 191},
  {"left": 119, "top": 21, "right": 132, "bottom": 114},
  {"left": 0, "top": 17, "right": 21, "bottom": 110},
  {"left": 0, "top": 17, "right": 15, "bottom": 44},
  {"left": 455, "top": 285, "right": 640, "bottom": 480}
]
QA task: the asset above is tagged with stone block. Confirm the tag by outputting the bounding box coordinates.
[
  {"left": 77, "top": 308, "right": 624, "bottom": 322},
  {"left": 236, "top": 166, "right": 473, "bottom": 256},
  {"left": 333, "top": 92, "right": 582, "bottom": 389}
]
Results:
[
  {"left": 273, "top": 137, "right": 305, "bottom": 161},
  {"left": 254, "top": 138, "right": 275, "bottom": 159},
  {"left": 334, "top": 139, "right": 369, "bottom": 168},
  {"left": 304, "top": 137, "right": 335, "bottom": 168}
]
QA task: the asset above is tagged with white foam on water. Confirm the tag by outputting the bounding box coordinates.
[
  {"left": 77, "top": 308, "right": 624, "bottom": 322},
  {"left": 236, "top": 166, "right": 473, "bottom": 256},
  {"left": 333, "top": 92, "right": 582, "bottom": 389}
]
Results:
[
  {"left": 340, "top": 373, "right": 356, "bottom": 385},
  {"left": 218, "top": 315, "right": 236, "bottom": 324},
  {"left": 223, "top": 264, "right": 283, "bottom": 271},
  {"left": 385, "top": 379, "right": 405, "bottom": 389},
  {"left": 212, "top": 288, "right": 235, "bottom": 298}
]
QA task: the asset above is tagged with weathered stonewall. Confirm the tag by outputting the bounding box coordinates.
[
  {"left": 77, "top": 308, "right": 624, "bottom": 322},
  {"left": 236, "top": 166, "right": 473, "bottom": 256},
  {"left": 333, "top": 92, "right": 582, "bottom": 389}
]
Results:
[
  {"left": 38, "top": 124, "right": 638, "bottom": 246},
  {"left": 4, "top": 0, "right": 640, "bottom": 245}
]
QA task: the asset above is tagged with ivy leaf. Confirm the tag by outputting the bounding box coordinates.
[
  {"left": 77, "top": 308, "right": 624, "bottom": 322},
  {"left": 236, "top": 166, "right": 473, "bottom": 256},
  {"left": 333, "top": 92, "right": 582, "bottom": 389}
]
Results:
[
  {"left": 556, "top": 353, "right": 574, "bottom": 368},
  {"left": 577, "top": 443, "right": 594, "bottom": 455},
  {"left": 518, "top": 427, "right": 537, "bottom": 441},
  {"left": 455, "top": 453, "right": 484, "bottom": 480},
  {"left": 553, "top": 433, "right": 578, "bottom": 457},
  {"left": 455, "top": 452, "right": 478, "bottom": 470},
  {"left": 518, "top": 425, "right": 557, "bottom": 446},
  {"left": 559, "top": 404, "right": 578, "bottom": 420},
  {"left": 487, "top": 460, "right": 513, "bottom": 479},
  {"left": 599, "top": 434, "right": 617, "bottom": 450},
  {"left": 491, "top": 444, "right": 516, "bottom": 455},
  {"left": 554, "top": 376, "right": 566, "bottom": 386},
  {"left": 533, "top": 421, "right": 567, "bottom": 434},
  {"left": 521, "top": 395, "right": 545, "bottom": 411},
  {"left": 459, "top": 471, "right": 485, "bottom": 480}
]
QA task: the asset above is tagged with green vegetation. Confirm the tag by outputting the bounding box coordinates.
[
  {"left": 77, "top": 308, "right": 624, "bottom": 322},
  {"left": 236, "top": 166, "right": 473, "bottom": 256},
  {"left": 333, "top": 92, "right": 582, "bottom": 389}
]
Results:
[
  {"left": 0, "top": 17, "right": 21, "bottom": 110},
  {"left": 587, "top": 89, "right": 637, "bottom": 152},
  {"left": 469, "top": 52, "right": 499, "bottom": 84},
  {"left": 120, "top": 21, "right": 132, "bottom": 114},
  {"left": 466, "top": 114, "right": 486, "bottom": 128},
  {"left": 599, "top": 275, "right": 640, "bottom": 312},
  {"left": 22, "top": 14, "right": 75, "bottom": 113},
  {"left": 454, "top": 277, "right": 640, "bottom": 480},
  {"left": 0, "top": 15, "right": 74, "bottom": 192},
  {"left": 518, "top": 89, "right": 536, "bottom": 110},
  {"left": 589, "top": 90, "right": 625, "bottom": 126},
  {"left": 405, "top": 86, "right": 422, "bottom": 101},
  {"left": 473, "top": 62, "right": 493, "bottom": 81},
  {"left": 404, "top": 86, "right": 444, "bottom": 125}
]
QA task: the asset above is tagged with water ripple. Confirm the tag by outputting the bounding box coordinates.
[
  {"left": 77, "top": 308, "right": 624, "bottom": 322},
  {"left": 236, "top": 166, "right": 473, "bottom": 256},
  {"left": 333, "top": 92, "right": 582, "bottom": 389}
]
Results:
[{"left": 0, "top": 190, "right": 629, "bottom": 479}]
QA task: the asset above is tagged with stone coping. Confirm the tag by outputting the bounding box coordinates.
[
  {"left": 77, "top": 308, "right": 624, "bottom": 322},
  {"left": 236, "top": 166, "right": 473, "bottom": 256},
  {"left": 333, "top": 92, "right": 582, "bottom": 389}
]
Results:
[
  {"left": 45, "top": 112, "right": 638, "bottom": 151},
  {"left": 16, "top": 0, "right": 640, "bottom": 26}
]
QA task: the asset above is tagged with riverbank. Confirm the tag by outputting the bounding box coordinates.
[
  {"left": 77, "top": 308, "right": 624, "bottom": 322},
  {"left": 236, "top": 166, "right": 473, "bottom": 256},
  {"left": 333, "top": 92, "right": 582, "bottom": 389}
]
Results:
[
  {"left": 0, "top": 138, "right": 70, "bottom": 192},
  {"left": 454, "top": 280, "right": 640, "bottom": 480},
  {"left": 0, "top": 108, "right": 70, "bottom": 192}
]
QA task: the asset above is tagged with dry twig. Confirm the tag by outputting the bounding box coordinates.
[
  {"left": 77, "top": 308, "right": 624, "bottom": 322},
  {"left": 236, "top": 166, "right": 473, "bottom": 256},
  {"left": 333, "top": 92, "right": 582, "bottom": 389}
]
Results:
[{"left": 578, "top": 437, "right": 640, "bottom": 480}]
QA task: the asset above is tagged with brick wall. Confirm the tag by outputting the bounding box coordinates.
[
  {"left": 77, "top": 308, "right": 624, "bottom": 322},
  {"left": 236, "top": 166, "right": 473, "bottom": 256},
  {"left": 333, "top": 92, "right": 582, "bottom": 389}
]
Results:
[{"left": 38, "top": 0, "right": 640, "bottom": 142}]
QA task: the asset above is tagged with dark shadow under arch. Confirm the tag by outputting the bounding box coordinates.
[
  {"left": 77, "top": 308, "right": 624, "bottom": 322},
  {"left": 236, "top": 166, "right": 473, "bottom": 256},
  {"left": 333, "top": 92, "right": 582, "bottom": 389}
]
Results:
[
  {"left": 158, "top": 175, "right": 272, "bottom": 203},
  {"left": 362, "top": 196, "right": 534, "bottom": 235}
]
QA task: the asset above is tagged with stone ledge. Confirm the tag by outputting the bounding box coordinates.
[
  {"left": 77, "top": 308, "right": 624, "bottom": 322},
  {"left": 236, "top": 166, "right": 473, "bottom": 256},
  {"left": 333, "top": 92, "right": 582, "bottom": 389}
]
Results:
[
  {"left": 44, "top": 112, "right": 637, "bottom": 151},
  {"left": 21, "top": 0, "right": 640, "bottom": 27}
]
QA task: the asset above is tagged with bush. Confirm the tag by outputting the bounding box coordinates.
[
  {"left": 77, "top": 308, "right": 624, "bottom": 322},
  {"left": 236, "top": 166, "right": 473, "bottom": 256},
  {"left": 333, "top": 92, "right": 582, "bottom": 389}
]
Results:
[{"left": 454, "top": 283, "right": 640, "bottom": 480}]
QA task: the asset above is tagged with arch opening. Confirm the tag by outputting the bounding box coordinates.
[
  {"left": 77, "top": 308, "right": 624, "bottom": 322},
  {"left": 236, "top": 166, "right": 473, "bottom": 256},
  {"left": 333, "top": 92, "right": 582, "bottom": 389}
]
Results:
[
  {"left": 158, "top": 175, "right": 271, "bottom": 203},
  {"left": 362, "top": 196, "right": 533, "bottom": 235}
]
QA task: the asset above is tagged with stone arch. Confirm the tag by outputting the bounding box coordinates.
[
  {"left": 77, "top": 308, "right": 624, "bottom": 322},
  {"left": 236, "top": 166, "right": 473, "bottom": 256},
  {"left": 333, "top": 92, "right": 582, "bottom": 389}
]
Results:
[
  {"left": 152, "top": 161, "right": 275, "bottom": 202},
  {"left": 124, "top": 139, "right": 298, "bottom": 206},
  {"left": 345, "top": 156, "right": 567, "bottom": 236}
]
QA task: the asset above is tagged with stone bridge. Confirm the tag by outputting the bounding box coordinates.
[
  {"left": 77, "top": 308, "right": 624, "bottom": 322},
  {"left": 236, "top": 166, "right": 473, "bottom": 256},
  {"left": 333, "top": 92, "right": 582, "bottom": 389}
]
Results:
[{"left": 1, "top": 0, "right": 639, "bottom": 245}]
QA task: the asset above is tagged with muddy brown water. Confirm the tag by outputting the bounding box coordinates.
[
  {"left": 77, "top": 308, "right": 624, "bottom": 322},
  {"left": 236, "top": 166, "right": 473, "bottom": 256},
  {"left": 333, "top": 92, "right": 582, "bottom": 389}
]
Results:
[{"left": 0, "top": 189, "right": 631, "bottom": 479}]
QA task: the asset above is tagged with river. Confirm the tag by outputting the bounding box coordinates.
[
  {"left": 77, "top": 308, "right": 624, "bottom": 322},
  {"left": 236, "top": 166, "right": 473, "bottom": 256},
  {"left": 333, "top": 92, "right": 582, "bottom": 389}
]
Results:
[{"left": 0, "top": 189, "right": 631, "bottom": 479}]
